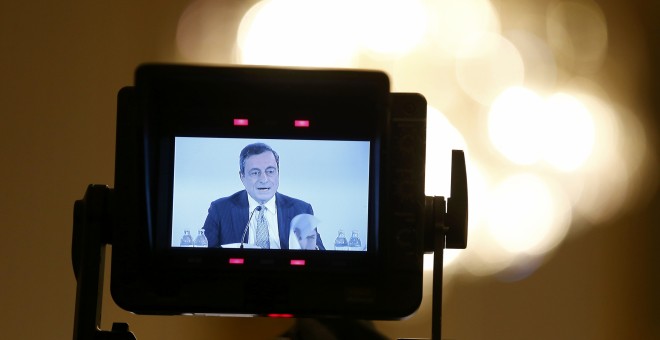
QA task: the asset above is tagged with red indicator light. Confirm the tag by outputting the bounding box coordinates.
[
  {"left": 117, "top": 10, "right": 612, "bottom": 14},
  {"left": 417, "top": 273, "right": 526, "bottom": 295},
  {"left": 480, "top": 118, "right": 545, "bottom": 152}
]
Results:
[
  {"left": 233, "top": 118, "right": 249, "bottom": 126},
  {"left": 294, "top": 120, "right": 309, "bottom": 128},
  {"left": 229, "top": 258, "right": 245, "bottom": 265},
  {"left": 268, "top": 313, "right": 294, "bottom": 318},
  {"left": 290, "top": 259, "right": 306, "bottom": 266}
]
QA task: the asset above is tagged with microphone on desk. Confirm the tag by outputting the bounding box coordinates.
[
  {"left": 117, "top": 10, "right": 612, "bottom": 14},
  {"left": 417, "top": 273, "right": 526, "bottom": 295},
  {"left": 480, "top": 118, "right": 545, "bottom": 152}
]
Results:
[{"left": 240, "top": 206, "right": 262, "bottom": 249}]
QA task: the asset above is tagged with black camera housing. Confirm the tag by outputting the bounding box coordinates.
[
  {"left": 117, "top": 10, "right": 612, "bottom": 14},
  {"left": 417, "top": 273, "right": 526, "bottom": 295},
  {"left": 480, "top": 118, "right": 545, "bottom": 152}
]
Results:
[{"left": 110, "top": 64, "right": 427, "bottom": 319}]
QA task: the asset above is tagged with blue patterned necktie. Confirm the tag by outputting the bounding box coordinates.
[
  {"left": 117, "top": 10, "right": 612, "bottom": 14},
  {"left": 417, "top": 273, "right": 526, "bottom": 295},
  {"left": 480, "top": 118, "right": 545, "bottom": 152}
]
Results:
[{"left": 255, "top": 206, "right": 270, "bottom": 249}]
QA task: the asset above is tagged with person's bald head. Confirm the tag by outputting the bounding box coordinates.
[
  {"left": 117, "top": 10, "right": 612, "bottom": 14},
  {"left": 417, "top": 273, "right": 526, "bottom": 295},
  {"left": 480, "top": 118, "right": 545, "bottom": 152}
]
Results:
[{"left": 291, "top": 214, "right": 319, "bottom": 250}]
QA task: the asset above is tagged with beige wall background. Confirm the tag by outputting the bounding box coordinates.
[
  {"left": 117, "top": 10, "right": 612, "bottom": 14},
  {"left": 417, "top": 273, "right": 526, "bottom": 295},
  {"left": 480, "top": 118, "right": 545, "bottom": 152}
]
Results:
[{"left": 1, "top": 1, "right": 657, "bottom": 339}]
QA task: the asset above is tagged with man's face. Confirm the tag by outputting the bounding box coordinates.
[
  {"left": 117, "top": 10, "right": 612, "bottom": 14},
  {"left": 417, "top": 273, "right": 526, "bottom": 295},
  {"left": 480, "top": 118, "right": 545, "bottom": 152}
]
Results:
[{"left": 240, "top": 151, "right": 279, "bottom": 204}]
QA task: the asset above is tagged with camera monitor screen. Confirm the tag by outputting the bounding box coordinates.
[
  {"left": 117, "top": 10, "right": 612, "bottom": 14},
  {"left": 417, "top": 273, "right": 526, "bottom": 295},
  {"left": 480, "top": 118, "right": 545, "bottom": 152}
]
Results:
[
  {"left": 171, "top": 137, "right": 370, "bottom": 252},
  {"left": 111, "top": 64, "right": 426, "bottom": 319}
]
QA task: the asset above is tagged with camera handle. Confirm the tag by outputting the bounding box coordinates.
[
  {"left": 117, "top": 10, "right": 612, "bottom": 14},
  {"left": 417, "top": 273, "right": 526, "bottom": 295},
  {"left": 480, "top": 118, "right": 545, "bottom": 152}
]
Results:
[{"left": 72, "top": 184, "right": 137, "bottom": 340}]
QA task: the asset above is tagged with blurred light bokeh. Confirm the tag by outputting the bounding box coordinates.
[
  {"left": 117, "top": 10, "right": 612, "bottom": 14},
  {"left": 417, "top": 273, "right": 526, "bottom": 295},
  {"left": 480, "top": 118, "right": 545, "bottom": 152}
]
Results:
[
  {"left": 175, "top": 0, "right": 658, "bottom": 281},
  {"left": 0, "top": 1, "right": 657, "bottom": 340}
]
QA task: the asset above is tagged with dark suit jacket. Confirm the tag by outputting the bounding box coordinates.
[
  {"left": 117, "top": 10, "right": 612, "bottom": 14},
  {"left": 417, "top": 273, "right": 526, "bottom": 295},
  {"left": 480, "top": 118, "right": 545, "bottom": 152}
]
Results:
[{"left": 202, "top": 190, "right": 325, "bottom": 249}]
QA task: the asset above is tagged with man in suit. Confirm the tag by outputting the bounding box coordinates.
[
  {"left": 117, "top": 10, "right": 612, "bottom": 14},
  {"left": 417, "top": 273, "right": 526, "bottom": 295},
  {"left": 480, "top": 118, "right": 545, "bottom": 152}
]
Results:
[{"left": 202, "top": 142, "right": 325, "bottom": 249}]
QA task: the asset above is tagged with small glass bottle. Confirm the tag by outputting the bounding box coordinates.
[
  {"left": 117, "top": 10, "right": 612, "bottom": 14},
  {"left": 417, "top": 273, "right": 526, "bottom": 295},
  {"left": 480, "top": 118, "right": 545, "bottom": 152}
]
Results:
[
  {"left": 334, "top": 230, "right": 348, "bottom": 251},
  {"left": 194, "top": 229, "right": 208, "bottom": 248},
  {"left": 180, "top": 229, "right": 194, "bottom": 247},
  {"left": 348, "top": 231, "right": 361, "bottom": 251}
]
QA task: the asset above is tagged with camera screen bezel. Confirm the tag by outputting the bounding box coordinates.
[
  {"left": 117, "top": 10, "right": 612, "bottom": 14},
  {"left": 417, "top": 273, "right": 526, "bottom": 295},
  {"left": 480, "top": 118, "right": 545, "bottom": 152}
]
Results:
[
  {"left": 111, "top": 64, "right": 425, "bottom": 318},
  {"left": 136, "top": 64, "right": 390, "bottom": 271}
]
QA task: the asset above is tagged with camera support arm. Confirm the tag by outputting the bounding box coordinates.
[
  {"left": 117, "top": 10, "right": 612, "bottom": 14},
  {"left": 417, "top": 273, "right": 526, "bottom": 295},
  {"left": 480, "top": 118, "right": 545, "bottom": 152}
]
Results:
[
  {"left": 72, "top": 184, "right": 136, "bottom": 340},
  {"left": 404, "top": 150, "right": 468, "bottom": 340}
]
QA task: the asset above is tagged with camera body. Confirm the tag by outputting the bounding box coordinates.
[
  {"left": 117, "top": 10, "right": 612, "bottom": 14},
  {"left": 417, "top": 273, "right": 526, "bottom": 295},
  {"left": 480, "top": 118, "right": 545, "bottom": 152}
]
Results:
[{"left": 110, "top": 64, "right": 427, "bottom": 319}]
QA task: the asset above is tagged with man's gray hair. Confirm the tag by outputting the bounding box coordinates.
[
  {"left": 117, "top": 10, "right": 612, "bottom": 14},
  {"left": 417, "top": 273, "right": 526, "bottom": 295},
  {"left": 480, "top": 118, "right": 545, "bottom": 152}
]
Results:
[{"left": 239, "top": 143, "right": 280, "bottom": 174}]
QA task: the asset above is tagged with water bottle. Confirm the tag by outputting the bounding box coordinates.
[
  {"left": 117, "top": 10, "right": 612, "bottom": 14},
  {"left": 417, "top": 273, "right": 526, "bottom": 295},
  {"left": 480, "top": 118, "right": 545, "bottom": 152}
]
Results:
[
  {"left": 348, "top": 231, "right": 361, "bottom": 251},
  {"left": 334, "top": 230, "right": 348, "bottom": 251},
  {"left": 180, "top": 230, "right": 194, "bottom": 247},
  {"left": 194, "top": 229, "right": 208, "bottom": 248}
]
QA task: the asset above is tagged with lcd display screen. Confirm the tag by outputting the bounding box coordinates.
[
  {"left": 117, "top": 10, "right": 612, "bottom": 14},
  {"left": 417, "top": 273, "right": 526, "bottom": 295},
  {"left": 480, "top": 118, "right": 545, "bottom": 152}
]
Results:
[{"left": 171, "top": 137, "right": 371, "bottom": 251}]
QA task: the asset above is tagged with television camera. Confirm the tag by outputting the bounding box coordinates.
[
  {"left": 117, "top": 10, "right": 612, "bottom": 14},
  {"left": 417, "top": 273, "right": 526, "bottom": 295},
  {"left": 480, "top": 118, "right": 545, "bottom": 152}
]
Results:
[{"left": 71, "top": 64, "right": 468, "bottom": 340}]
